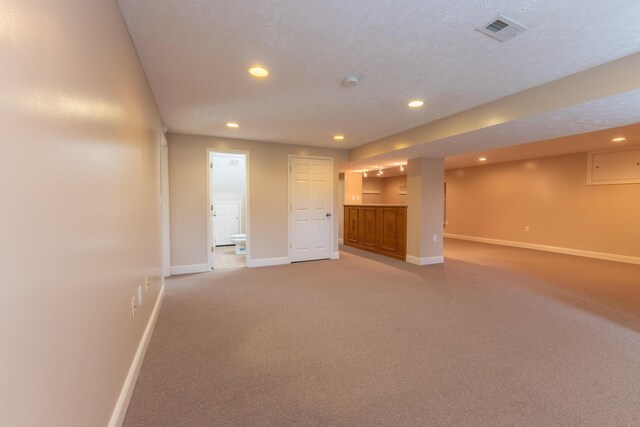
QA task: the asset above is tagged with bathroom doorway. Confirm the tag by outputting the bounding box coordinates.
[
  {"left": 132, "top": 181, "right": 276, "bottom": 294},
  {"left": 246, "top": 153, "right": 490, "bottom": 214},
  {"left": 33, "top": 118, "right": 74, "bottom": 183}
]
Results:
[{"left": 208, "top": 151, "right": 249, "bottom": 269}]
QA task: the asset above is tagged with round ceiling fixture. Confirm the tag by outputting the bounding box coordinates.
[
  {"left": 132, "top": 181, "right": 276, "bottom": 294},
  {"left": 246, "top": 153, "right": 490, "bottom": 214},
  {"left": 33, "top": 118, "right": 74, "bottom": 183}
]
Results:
[
  {"left": 333, "top": 135, "right": 345, "bottom": 141},
  {"left": 611, "top": 137, "right": 626, "bottom": 142},
  {"left": 407, "top": 100, "right": 424, "bottom": 108},
  {"left": 226, "top": 122, "right": 239, "bottom": 128},
  {"left": 341, "top": 75, "right": 359, "bottom": 87},
  {"left": 248, "top": 66, "right": 269, "bottom": 78},
  {"left": 478, "top": 157, "right": 487, "bottom": 162}
]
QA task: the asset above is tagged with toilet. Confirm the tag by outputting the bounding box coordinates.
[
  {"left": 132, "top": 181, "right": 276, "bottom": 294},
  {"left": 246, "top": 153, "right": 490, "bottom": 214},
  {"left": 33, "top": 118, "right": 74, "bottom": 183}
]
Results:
[{"left": 229, "top": 234, "right": 246, "bottom": 255}]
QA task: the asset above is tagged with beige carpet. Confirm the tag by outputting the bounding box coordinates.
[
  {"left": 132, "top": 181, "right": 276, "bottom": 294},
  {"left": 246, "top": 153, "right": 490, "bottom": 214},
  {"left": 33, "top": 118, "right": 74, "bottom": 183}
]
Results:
[{"left": 124, "top": 239, "right": 640, "bottom": 426}]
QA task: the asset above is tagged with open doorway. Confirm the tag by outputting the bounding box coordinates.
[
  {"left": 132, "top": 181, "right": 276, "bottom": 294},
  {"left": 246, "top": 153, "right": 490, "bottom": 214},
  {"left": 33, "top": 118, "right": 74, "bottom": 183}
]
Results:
[{"left": 208, "top": 151, "right": 248, "bottom": 269}]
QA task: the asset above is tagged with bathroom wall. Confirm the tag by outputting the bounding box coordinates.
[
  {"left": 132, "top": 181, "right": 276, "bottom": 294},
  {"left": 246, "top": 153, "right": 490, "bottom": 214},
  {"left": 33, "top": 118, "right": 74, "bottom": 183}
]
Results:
[
  {"left": 211, "top": 153, "right": 247, "bottom": 233},
  {"left": 0, "top": 0, "right": 163, "bottom": 425}
]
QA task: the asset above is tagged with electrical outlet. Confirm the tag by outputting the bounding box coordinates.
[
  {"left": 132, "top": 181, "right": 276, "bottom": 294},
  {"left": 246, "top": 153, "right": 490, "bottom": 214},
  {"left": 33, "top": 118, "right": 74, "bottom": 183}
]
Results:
[
  {"left": 525, "top": 226, "right": 530, "bottom": 232},
  {"left": 145, "top": 276, "right": 150, "bottom": 292},
  {"left": 137, "top": 286, "right": 143, "bottom": 306},
  {"left": 130, "top": 296, "right": 137, "bottom": 317},
  {"left": 433, "top": 234, "right": 438, "bottom": 242}
]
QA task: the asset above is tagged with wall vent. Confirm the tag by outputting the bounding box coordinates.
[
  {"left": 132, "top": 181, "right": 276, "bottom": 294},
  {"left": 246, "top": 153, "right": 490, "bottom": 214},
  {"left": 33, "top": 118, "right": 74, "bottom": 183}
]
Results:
[{"left": 477, "top": 15, "right": 527, "bottom": 42}]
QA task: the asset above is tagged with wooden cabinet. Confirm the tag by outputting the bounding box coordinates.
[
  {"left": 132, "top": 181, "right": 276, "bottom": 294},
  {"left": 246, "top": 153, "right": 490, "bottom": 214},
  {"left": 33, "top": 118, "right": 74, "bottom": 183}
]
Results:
[{"left": 344, "top": 205, "right": 406, "bottom": 260}]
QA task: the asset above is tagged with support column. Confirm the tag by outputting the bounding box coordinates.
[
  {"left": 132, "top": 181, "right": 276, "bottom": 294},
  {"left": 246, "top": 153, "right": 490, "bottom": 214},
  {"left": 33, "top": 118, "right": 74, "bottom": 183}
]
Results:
[{"left": 406, "top": 158, "right": 444, "bottom": 265}]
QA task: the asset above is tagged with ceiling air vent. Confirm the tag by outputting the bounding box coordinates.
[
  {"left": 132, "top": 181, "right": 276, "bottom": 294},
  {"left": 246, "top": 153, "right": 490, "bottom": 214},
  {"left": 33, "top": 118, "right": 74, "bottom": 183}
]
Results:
[{"left": 477, "top": 15, "right": 527, "bottom": 42}]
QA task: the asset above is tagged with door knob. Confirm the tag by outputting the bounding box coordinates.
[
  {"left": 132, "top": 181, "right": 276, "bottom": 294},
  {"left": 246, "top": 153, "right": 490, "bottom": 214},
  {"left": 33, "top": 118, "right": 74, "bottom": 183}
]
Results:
[{"left": 326, "top": 213, "right": 332, "bottom": 217}]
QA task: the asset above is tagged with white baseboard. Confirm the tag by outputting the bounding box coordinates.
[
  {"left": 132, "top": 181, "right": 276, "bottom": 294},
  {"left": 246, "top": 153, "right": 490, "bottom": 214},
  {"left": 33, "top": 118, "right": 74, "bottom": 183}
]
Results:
[
  {"left": 246, "top": 256, "right": 291, "bottom": 268},
  {"left": 444, "top": 233, "right": 640, "bottom": 265},
  {"left": 170, "top": 264, "right": 210, "bottom": 275},
  {"left": 331, "top": 251, "right": 340, "bottom": 260},
  {"left": 108, "top": 284, "right": 165, "bottom": 427},
  {"left": 406, "top": 255, "right": 445, "bottom": 265},
  {"left": 338, "top": 238, "right": 344, "bottom": 244}
]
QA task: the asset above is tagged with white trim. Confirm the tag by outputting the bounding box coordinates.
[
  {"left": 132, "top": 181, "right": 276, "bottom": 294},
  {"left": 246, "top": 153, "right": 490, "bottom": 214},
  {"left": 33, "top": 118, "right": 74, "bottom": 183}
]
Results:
[
  {"left": 331, "top": 251, "right": 340, "bottom": 260},
  {"left": 160, "top": 140, "right": 171, "bottom": 277},
  {"left": 108, "top": 285, "right": 165, "bottom": 427},
  {"left": 406, "top": 255, "right": 445, "bottom": 265},
  {"left": 246, "top": 257, "right": 291, "bottom": 268},
  {"left": 170, "top": 264, "right": 210, "bottom": 275},
  {"left": 444, "top": 233, "right": 640, "bottom": 265},
  {"left": 338, "top": 238, "right": 344, "bottom": 244}
]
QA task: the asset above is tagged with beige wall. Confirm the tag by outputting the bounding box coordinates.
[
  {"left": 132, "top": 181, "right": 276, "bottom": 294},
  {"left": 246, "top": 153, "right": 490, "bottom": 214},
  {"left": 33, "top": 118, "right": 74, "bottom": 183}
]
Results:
[
  {"left": 168, "top": 133, "right": 347, "bottom": 266},
  {"left": 0, "top": 0, "right": 164, "bottom": 425},
  {"left": 381, "top": 175, "right": 407, "bottom": 204},
  {"left": 362, "top": 177, "right": 384, "bottom": 204},
  {"left": 344, "top": 171, "right": 363, "bottom": 204},
  {"left": 361, "top": 175, "right": 407, "bottom": 204},
  {"left": 445, "top": 152, "right": 640, "bottom": 257}
]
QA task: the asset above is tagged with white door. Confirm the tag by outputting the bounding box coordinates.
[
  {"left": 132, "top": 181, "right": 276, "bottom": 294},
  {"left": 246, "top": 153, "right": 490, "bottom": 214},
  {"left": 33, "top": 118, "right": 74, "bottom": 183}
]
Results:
[
  {"left": 290, "top": 157, "right": 332, "bottom": 262},
  {"left": 214, "top": 203, "right": 240, "bottom": 246}
]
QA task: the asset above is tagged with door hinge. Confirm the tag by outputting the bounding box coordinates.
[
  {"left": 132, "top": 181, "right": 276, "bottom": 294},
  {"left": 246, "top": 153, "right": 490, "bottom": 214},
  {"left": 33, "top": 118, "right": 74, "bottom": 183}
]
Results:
[
  {"left": 211, "top": 246, "right": 214, "bottom": 252},
  {"left": 289, "top": 166, "right": 292, "bottom": 172},
  {"left": 290, "top": 243, "right": 292, "bottom": 248},
  {"left": 210, "top": 162, "right": 213, "bottom": 169},
  {"left": 211, "top": 204, "right": 214, "bottom": 211}
]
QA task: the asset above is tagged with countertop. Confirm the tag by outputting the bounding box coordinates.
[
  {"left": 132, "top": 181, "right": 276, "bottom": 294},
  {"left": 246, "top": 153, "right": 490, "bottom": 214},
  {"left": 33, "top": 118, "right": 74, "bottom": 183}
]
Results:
[{"left": 344, "top": 204, "right": 408, "bottom": 207}]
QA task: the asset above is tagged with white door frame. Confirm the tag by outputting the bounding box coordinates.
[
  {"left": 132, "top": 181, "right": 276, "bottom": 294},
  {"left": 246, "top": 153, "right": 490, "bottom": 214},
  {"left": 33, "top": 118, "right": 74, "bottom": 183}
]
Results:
[
  {"left": 287, "top": 155, "right": 334, "bottom": 262},
  {"left": 160, "top": 130, "right": 171, "bottom": 277},
  {"left": 207, "top": 148, "right": 250, "bottom": 269}
]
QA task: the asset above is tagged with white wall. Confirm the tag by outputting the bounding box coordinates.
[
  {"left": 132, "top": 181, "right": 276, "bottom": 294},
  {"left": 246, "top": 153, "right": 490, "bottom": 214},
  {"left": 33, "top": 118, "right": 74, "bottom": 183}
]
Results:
[{"left": 0, "top": 0, "right": 164, "bottom": 425}]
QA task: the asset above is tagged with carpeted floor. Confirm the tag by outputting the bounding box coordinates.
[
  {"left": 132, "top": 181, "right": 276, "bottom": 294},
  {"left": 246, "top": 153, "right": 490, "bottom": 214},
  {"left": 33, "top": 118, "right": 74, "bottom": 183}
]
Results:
[{"left": 124, "top": 239, "right": 640, "bottom": 426}]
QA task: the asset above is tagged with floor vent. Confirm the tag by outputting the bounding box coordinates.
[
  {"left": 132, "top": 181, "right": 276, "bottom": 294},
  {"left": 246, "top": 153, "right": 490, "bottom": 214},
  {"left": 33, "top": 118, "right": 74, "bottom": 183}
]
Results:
[{"left": 477, "top": 15, "right": 527, "bottom": 42}]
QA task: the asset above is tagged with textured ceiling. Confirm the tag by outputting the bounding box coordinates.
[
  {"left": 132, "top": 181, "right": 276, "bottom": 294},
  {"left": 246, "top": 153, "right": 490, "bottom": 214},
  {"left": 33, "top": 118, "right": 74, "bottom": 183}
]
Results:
[
  {"left": 118, "top": 0, "right": 640, "bottom": 149},
  {"left": 342, "top": 89, "right": 640, "bottom": 171},
  {"left": 445, "top": 122, "right": 640, "bottom": 170}
]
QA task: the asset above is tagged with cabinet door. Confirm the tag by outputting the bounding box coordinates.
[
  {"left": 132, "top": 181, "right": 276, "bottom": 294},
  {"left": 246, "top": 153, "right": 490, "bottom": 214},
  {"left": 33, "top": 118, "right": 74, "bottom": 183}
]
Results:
[
  {"left": 362, "top": 207, "right": 377, "bottom": 248},
  {"left": 377, "top": 207, "right": 399, "bottom": 253},
  {"left": 345, "top": 207, "right": 360, "bottom": 245}
]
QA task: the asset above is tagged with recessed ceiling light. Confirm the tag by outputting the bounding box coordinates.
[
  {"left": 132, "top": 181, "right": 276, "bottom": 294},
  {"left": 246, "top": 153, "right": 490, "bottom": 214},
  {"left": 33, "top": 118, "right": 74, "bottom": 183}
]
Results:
[
  {"left": 248, "top": 66, "right": 269, "bottom": 78},
  {"left": 333, "top": 135, "right": 345, "bottom": 141},
  {"left": 479, "top": 157, "right": 487, "bottom": 162},
  {"left": 226, "top": 122, "right": 239, "bottom": 128},
  {"left": 611, "top": 137, "right": 626, "bottom": 142},
  {"left": 407, "top": 100, "right": 424, "bottom": 108}
]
